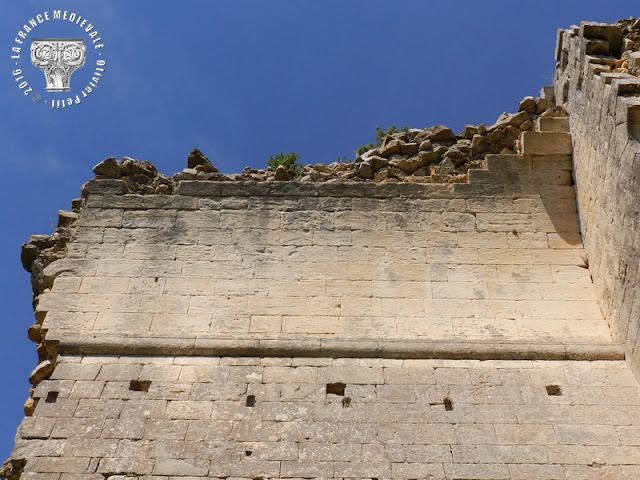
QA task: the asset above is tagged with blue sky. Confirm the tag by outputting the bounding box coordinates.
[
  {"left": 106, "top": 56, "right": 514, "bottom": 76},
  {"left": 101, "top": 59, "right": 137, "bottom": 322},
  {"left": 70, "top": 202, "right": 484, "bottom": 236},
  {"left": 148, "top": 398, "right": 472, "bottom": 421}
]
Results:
[{"left": 0, "top": 1, "right": 634, "bottom": 459}]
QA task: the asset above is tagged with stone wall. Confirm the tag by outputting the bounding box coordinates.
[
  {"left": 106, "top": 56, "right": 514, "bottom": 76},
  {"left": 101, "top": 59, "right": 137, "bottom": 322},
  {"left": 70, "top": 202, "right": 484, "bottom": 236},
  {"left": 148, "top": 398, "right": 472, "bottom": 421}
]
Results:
[
  {"left": 33, "top": 151, "right": 611, "bottom": 358},
  {"left": 8, "top": 129, "right": 632, "bottom": 479},
  {"left": 7, "top": 17, "right": 640, "bottom": 480},
  {"left": 14, "top": 354, "right": 640, "bottom": 480},
  {"left": 555, "top": 20, "right": 640, "bottom": 377}
]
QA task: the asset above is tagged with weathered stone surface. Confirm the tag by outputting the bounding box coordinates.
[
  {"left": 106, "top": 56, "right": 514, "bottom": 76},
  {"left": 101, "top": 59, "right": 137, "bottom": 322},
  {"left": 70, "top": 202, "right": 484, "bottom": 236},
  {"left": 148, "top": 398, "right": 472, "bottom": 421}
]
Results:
[
  {"left": 399, "top": 142, "right": 418, "bottom": 156},
  {"left": 521, "top": 131, "right": 573, "bottom": 155},
  {"left": 537, "top": 116, "right": 570, "bottom": 132},
  {"left": 187, "top": 148, "right": 217, "bottom": 172},
  {"left": 518, "top": 96, "right": 537, "bottom": 114},
  {"left": 418, "top": 139, "right": 432, "bottom": 151},
  {"left": 273, "top": 165, "right": 290, "bottom": 181},
  {"left": 368, "top": 155, "right": 388, "bottom": 170},
  {"left": 28, "top": 360, "right": 54, "bottom": 385},
  {"left": 92, "top": 157, "right": 121, "bottom": 178},
  {"left": 356, "top": 161, "right": 373, "bottom": 179},
  {"left": 414, "top": 125, "right": 456, "bottom": 143},
  {"left": 379, "top": 139, "right": 401, "bottom": 157}
]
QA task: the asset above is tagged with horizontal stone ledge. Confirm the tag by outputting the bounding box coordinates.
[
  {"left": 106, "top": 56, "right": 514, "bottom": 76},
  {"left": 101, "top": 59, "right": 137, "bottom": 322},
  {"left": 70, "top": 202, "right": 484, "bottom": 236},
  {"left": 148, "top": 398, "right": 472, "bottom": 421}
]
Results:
[
  {"left": 173, "top": 180, "right": 463, "bottom": 199},
  {"left": 55, "top": 335, "right": 625, "bottom": 361},
  {"left": 85, "top": 177, "right": 520, "bottom": 202}
]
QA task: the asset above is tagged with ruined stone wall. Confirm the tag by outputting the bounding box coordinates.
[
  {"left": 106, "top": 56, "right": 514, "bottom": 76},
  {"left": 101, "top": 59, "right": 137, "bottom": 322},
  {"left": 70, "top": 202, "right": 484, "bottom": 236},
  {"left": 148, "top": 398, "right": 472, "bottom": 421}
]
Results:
[
  {"left": 8, "top": 17, "right": 640, "bottom": 480},
  {"left": 34, "top": 153, "right": 609, "bottom": 357},
  {"left": 555, "top": 20, "right": 640, "bottom": 377},
  {"left": 9, "top": 135, "right": 637, "bottom": 480}
]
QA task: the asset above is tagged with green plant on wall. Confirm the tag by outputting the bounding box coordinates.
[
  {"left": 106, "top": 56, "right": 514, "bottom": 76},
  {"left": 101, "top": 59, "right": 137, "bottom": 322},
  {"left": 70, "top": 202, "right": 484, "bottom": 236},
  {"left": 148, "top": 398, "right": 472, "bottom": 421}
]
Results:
[
  {"left": 356, "top": 125, "right": 410, "bottom": 156},
  {"left": 267, "top": 151, "right": 303, "bottom": 177}
]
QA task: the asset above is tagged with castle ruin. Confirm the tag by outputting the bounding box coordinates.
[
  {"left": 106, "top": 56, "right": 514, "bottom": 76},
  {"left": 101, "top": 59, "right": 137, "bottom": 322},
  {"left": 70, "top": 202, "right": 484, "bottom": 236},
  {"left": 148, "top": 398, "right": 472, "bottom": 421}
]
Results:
[{"left": 4, "top": 18, "right": 640, "bottom": 480}]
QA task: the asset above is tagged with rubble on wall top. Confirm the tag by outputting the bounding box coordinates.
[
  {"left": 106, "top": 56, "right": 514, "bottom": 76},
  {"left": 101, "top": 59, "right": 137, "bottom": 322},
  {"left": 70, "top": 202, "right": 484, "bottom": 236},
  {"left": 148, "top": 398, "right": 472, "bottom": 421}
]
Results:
[
  {"left": 567, "top": 18, "right": 640, "bottom": 76},
  {"left": 90, "top": 101, "right": 566, "bottom": 195}
]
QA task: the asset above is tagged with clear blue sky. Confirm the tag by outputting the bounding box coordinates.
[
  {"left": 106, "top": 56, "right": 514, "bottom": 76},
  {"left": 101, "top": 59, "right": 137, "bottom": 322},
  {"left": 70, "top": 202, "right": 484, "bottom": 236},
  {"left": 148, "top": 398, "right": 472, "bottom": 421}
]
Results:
[{"left": 0, "top": 1, "right": 634, "bottom": 459}]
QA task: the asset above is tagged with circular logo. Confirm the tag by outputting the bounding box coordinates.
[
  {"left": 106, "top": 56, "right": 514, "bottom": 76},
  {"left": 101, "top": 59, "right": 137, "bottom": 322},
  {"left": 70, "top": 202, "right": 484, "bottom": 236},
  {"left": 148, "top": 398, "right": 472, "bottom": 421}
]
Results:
[{"left": 10, "top": 10, "right": 107, "bottom": 110}]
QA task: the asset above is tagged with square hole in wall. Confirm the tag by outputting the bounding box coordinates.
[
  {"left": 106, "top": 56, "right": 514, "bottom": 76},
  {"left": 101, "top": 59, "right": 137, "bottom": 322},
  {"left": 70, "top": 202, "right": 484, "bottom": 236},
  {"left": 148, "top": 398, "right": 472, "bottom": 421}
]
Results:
[
  {"left": 129, "top": 380, "right": 152, "bottom": 392},
  {"left": 326, "top": 382, "right": 346, "bottom": 396},
  {"left": 45, "top": 391, "right": 58, "bottom": 403},
  {"left": 546, "top": 385, "right": 563, "bottom": 396}
]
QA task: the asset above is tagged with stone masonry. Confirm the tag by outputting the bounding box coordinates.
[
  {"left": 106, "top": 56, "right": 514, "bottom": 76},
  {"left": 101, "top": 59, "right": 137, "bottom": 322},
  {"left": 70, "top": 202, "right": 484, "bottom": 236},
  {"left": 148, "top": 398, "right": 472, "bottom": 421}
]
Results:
[{"left": 4, "top": 17, "right": 640, "bottom": 480}]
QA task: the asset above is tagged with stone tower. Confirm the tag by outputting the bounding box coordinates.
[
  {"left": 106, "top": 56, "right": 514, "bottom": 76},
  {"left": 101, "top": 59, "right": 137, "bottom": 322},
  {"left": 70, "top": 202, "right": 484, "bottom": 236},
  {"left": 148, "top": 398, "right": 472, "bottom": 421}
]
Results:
[{"left": 4, "top": 19, "right": 640, "bottom": 480}]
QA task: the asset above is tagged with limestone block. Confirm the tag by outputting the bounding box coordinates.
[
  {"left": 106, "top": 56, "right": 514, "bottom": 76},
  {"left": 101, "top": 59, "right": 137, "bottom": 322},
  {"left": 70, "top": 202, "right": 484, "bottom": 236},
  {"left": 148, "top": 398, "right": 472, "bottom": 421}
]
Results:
[
  {"left": 446, "top": 462, "right": 510, "bottom": 479},
  {"left": 487, "top": 282, "right": 542, "bottom": 300},
  {"left": 519, "top": 168, "right": 573, "bottom": 185},
  {"left": 494, "top": 424, "right": 557, "bottom": 445},
  {"left": 123, "top": 244, "right": 178, "bottom": 260},
  {"left": 281, "top": 316, "right": 339, "bottom": 335},
  {"left": 532, "top": 213, "right": 580, "bottom": 233},
  {"left": 382, "top": 367, "right": 436, "bottom": 385},
  {"left": 317, "top": 366, "right": 384, "bottom": 385},
  {"left": 507, "top": 231, "right": 549, "bottom": 249},
  {"left": 280, "top": 461, "right": 333, "bottom": 478},
  {"left": 28, "top": 457, "right": 91, "bottom": 474},
  {"left": 298, "top": 442, "right": 360, "bottom": 461},
  {"left": 249, "top": 315, "right": 282, "bottom": 333},
  {"left": 486, "top": 154, "right": 532, "bottom": 170},
  {"left": 102, "top": 417, "right": 146, "bottom": 439},
  {"left": 442, "top": 212, "right": 476, "bottom": 232},
  {"left": 175, "top": 180, "right": 221, "bottom": 196},
  {"left": 164, "top": 400, "right": 212, "bottom": 420},
  {"left": 530, "top": 154, "right": 573, "bottom": 170},
  {"left": 153, "top": 458, "right": 209, "bottom": 476},
  {"left": 50, "top": 363, "right": 100, "bottom": 381},
  {"left": 514, "top": 198, "right": 576, "bottom": 214},
  {"left": 521, "top": 132, "right": 572, "bottom": 155},
  {"left": 457, "top": 232, "right": 508, "bottom": 249},
  {"left": 537, "top": 116, "right": 570, "bottom": 132},
  {"left": 476, "top": 213, "right": 531, "bottom": 232},
  {"left": 262, "top": 367, "right": 318, "bottom": 384},
  {"left": 433, "top": 282, "right": 488, "bottom": 300},
  {"left": 97, "top": 457, "right": 155, "bottom": 475},
  {"left": 29, "top": 361, "right": 55, "bottom": 385},
  {"left": 18, "top": 417, "right": 56, "bottom": 439},
  {"left": 78, "top": 277, "right": 129, "bottom": 294},
  {"left": 447, "top": 265, "right": 498, "bottom": 281},
  {"left": 82, "top": 179, "right": 125, "bottom": 195},
  {"left": 122, "top": 210, "right": 177, "bottom": 228},
  {"left": 466, "top": 198, "right": 514, "bottom": 213},
  {"left": 554, "top": 424, "right": 618, "bottom": 445},
  {"left": 339, "top": 316, "right": 397, "bottom": 338},
  {"left": 381, "top": 298, "right": 424, "bottom": 316},
  {"left": 96, "top": 364, "right": 142, "bottom": 381},
  {"left": 73, "top": 399, "right": 123, "bottom": 419},
  {"left": 333, "top": 461, "right": 392, "bottom": 478},
  {"left": 77, "top": 208, "right": 124, "bottom": 228}
]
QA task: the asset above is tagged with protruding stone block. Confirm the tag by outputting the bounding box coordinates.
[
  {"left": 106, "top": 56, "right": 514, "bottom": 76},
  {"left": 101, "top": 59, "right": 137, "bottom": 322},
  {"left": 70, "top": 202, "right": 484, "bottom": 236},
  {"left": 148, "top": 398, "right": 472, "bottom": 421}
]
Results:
[
  {"left": 536, "top": 117, "right": 570, "bottom": 133},
  {"left": 521, "top": 132, "right": 572, "bottom": 155}
]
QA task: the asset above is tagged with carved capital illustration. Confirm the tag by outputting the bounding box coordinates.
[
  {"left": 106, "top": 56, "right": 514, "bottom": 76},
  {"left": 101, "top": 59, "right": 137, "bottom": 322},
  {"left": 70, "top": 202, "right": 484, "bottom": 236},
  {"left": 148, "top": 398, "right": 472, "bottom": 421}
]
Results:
[{"left": 31, "top": 39, "right": 86, "bottom": 92}]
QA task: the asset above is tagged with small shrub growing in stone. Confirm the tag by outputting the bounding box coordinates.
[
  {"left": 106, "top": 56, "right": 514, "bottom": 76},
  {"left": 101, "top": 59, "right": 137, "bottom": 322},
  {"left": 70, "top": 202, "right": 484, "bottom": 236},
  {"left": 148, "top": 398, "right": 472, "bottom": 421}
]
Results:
[{"left": 267, "top": 151, "right": 303, "bottom": 176}]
